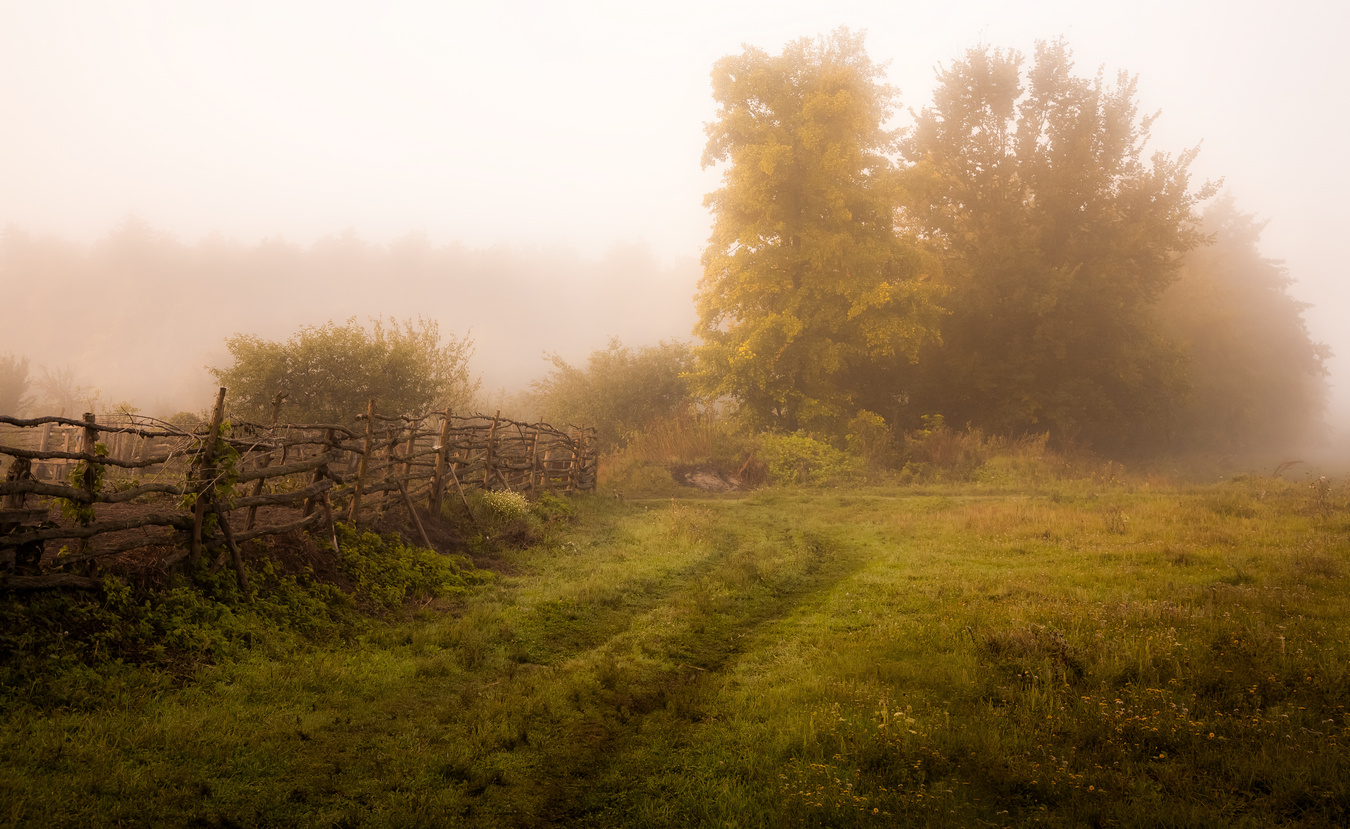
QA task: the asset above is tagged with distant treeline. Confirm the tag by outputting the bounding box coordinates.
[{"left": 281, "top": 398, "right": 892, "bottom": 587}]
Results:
[{"left": 0, "top": 222, "right": 698, "bottom": 414}]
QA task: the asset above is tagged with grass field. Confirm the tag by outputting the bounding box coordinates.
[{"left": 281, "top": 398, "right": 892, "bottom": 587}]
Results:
[{"left": 3, "top": 474, "right": 1349, "bottom": 827}]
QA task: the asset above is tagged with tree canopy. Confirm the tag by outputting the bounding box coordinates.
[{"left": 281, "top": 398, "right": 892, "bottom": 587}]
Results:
[
  {"left": 894, "top": 41, "right": 1216, "bottom": 452},
  {"left": 692, "top": 29, "right": 942, "bottom": 434},
  {"left": 210, "top": 318, "right": 478, "bottom": 424}
]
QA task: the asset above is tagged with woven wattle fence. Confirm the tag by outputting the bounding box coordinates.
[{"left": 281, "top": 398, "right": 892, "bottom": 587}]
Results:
[{"left": 0, "top": 388, "right": 596, "bottom": 589}]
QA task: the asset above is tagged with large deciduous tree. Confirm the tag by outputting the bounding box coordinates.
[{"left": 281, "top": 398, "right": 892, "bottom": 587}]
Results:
[
  {"left": 899, "top": 41, "right": 1214, "bottom": 452},
  {"left": 692, "top": 29, "right": 942, "bottom": 434},
  {"left": 210, "top": 318, "right": 477, "bottom": 424}
]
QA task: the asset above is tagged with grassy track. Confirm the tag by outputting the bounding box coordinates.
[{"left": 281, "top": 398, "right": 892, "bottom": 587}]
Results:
[{"left": 3, "top": 478, "right": 1349, "bottom": 827}]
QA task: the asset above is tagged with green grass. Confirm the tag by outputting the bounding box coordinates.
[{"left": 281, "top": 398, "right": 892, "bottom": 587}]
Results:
[{"left": 3, "top": 476, "right": 1349, "bottom": 827}]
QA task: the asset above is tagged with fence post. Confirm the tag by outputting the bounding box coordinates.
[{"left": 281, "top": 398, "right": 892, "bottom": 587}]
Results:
[
  {"left": 568, "top": 424, "right": 589, "bottom": 492},
  {"left": 430, "top": 408, "right": 452, "bottom": 514},
  {"left": 376, "top": 420, "right": 401, "bottom": 520},
  {"left": 189, "top": 388, "right": 227, "bottom": 566},
  {"left": 348, "top": 399, "right": 375, "bottom": 524},
  {"left": 528, "top": 430, "right": 540, "bottom": 495},
  {"left": 79, "top": 413, "right": 99, "bottom": 512},
  {"left": 483, "top": 411, "right": 500, "bottom": 488},
  {"left": 245, "top": 392, "right": 286, "bottom": 531}
]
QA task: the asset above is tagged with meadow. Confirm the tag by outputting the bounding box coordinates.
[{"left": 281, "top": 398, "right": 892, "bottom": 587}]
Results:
[{"left": 2, "top": 472, "right": 1348, "bottom": 827}]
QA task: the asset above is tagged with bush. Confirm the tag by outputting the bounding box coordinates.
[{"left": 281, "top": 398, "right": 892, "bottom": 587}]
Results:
[
  {"left": 443, "top": 488, "right": 581, "bottom": 548},
  {"left": 210, "top": 317, "right": 478, "bottom": 424},
  {"left": 529, "top": 339, "right": 695, "bottom": 451},
  {"left": 845, "top": 409, "right": 897, "bottom": 467},
  {"left": 758, "top": 432, "right": 860, "bottom": 486},
  {"left": 0, "top": 527, "right": 488, "bottom": 711},
  {"left": 336, "top": 525, "right": 484, "bottom": 609},
  {"left": 902, "top": 415, "right": 1001, "bottom": 480}
]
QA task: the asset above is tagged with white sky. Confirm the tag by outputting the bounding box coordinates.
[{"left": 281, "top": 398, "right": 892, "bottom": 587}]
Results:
[{"left": 3, "top": 0, "right": 1348, "bottom": 413}]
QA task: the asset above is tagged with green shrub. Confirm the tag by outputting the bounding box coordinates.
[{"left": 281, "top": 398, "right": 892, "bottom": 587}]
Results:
[
  {"left": 0, "top": 526, "right": 488, "bottom": 711},
  {"left": 336, "top": 525, "right": 485, "bottom": 609},
  {"left": 845, "top": 409, "right": 897, "bottom": 467},
  {"left": 758, "top": 432, "right": 860, "bottom": 486},
  {"left": 902, "top": 415, "right": 1002, "bottom": 480}
]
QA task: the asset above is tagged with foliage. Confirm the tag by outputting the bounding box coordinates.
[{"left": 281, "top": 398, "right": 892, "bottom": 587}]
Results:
[
  {"left": 896, "top": 41, "right": 1216, "bottom": 453},
  {"left": 900, "top": 414, "right": 1003, "bottom": 480},
  {"left": 844, "top": 408, "right": 895, "bottom": 466},
  {"left": 693, "top": 29, "right": 943, "bottom": 434},
  {"left": 0, "top": 526, "right": 487, "bottom": 712},
  {"left": 529, "top": 338, "right": 694, "bottom": 451},
  {"left": 443, "top": 488, "right": 577, "bottom": 549},
  {"left": 757, "top": 432, "right": 860, "bottom": 485},
  {"left": 1158, "top": 195, "right": 1329, "bottom": 453},
  {"left": 210, "top": 317, "right": 478, "bottom": 424},
  {"left": 478, "top": 489, "right": 531, "bottom": 529},
  {"left": 59, "top": 442, "right": 108, "bottom": 525},
  {"left": 335, "top": 525, "right": 484, "bottom": 609},
  {"left": 0, "top": 352, "right": 33, "bottom": 416}
]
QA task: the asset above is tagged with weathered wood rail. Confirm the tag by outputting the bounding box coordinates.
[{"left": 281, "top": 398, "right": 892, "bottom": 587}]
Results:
[{"left": 0, "top": 388, "right": 596, "bottom": 589}]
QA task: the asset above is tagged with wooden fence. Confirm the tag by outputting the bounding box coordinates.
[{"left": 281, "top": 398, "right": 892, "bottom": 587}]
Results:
[{"left": 0, "top": 388, "right": 597, "bottom": 590}]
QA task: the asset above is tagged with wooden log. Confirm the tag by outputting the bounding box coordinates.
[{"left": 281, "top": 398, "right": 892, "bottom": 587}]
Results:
[
  {"left": 0, "top": 444, "right": 175, "bottom": 469},
  {"left": 322, "top": 490, "right": 339, "bottom": 554},
  {"left": 234, "top": 477, "right": 333, "bottom": 510},
  {"left": 0, "top": 414, "right": 187, "bottom": 438},
  {"left": 79, "top": 414, "right": 99, "bottom": 513},
  {"left": 232, "top": 511, "right": 323, "bottom": 545},
  {"left": 210, "top": 504, "right": 250, "bottom": 594},
  {"left": 235, "top": 452, "right": 336, "bottom": 484},
  {"left": 0, "top": 573, "right": 104, "bottom": 590},
  {"left": 0, "top": 512, "right": 193, "bottom": 548},
  {"left": 398, "top": 481, "right": 433, "bottom": 549},
  {"left": 245, "top": 393, "right": 287, "bottom": 531},
  {"left": 303, "top": 431, "right": 336, "bottom": 519},
  {"left": 483, "top": 411, "right": 500, "bottom": 488},
  {"left": 0, "top": 477, "right": 181, "bottom": 504},
  {"left": 348, "top": 400, "right": 375, "bottom": 523},
  {"left": 446, "top": 462, "right": 477, "bottom": 525},
  {"left": 528, "top": 430, "right": 540, "bottom": 494},
  {"left": 373, "top": 422, "right": 402, "bottom": 521},
  {"left": 190, "top": 388, "right": 228, "bottom": 566}
]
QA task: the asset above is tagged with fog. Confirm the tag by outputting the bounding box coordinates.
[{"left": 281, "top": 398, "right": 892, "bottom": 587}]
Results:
[{"left": 2, "top": 2, "right": 1346, "bottom": 437}]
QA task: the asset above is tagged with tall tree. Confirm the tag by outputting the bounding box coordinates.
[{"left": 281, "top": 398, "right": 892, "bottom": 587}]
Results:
[
  {"left": 899, "top": 41, "right": 1214, "bottom": 452},
  {"left": 693, "top": 29, "right": 941, "bottom": 434},
  {"left": 1158, "top": 196, "right": 1328, "bottom": 452}
]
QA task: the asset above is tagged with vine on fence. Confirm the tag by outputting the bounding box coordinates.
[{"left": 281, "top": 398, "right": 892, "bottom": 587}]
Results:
[{"left": 59, "top": 443, "right": 107, "bottom": 525}]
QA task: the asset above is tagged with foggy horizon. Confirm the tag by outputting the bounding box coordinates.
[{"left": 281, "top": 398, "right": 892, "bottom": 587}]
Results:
[{"left": 3, "top": 1, "right": 1347, "bottom": 439}]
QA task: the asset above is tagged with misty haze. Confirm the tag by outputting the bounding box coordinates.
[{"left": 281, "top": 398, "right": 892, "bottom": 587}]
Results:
[{"left": 2, "top": 3, "right": 1348, "bottom": 827}]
